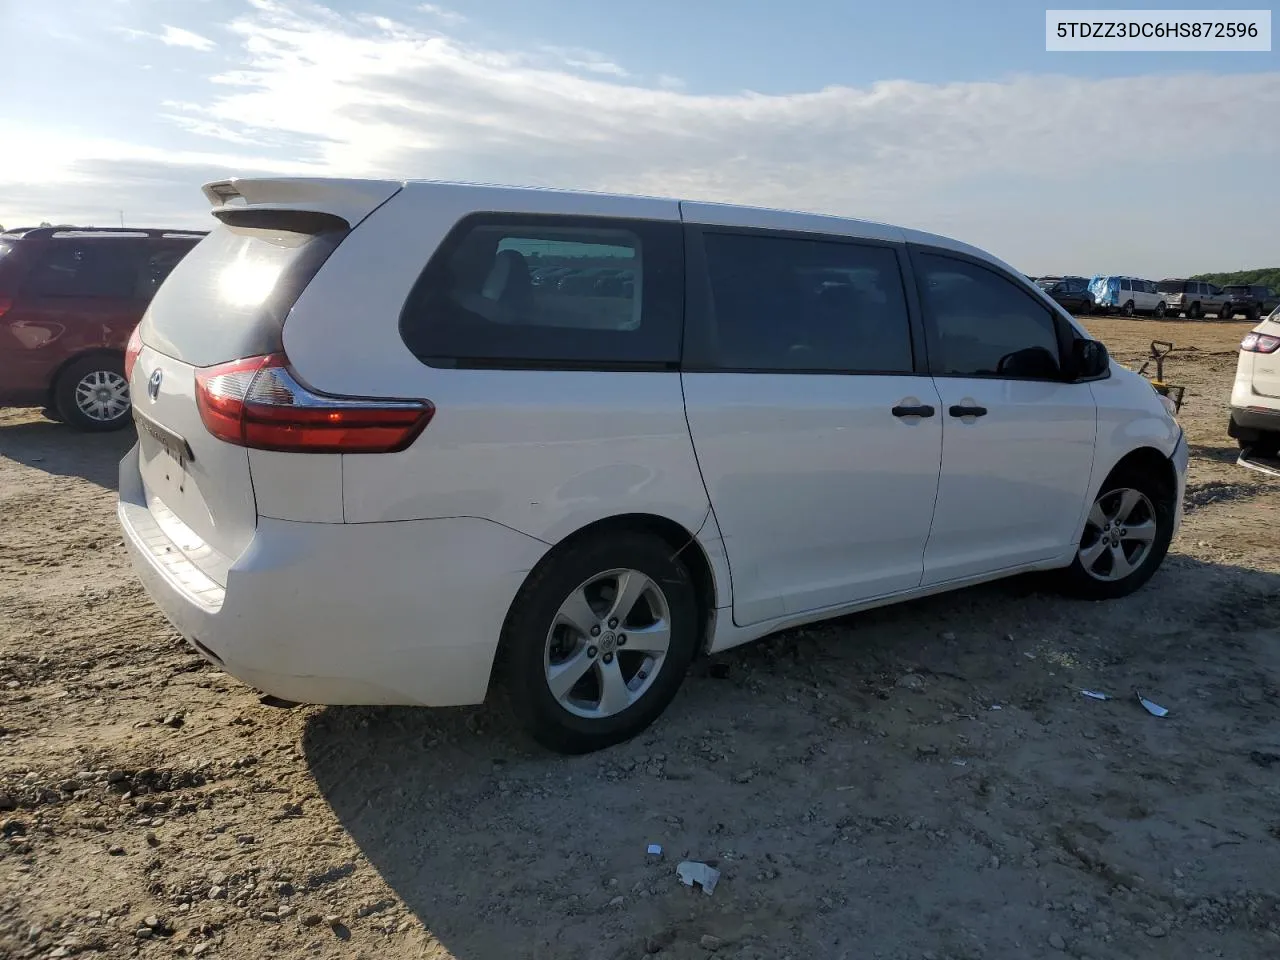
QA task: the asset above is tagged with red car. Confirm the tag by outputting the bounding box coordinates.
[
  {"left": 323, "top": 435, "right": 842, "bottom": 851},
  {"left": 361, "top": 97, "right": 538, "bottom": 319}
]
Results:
[{"left": 0, "top": 226, "right": 206, "bottom": 430}]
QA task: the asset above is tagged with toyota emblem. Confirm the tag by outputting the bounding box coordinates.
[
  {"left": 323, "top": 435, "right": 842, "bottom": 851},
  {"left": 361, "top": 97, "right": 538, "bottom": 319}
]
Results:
[{"left": 147, "top": 368, "right": 163, "bottom": 401}]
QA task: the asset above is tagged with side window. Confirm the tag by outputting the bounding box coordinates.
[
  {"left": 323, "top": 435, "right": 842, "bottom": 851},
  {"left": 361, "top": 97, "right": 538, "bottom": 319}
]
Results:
[
  {"left": 1121, "top": 278, "right": 1131, "bottom": 291},
  {"left": 28, "top": 242, "right": 148, "bottom": 298},
  {"left": 699, "top": 232, "right": 914, "bottom": 373},
  {"left": 916, "top": 252, "right": 1063, "bottom": 380},
  {"left": 134, "top": 245, "right": 192, "bottom": 301},
  {"left": 400, "top": 215, "right": 682, "bottom": 367}
]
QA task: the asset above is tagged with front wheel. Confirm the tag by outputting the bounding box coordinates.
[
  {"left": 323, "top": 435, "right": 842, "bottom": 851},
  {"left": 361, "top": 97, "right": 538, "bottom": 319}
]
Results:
[
  {"left": 502, "top": 531, "right": 700, "bottom": 754},
  {"left": 54, "top": 355, "right": 132, "bottom": 432},
  {"left": 1056, "top": 468, "right": 1175, "bottom": 600}
]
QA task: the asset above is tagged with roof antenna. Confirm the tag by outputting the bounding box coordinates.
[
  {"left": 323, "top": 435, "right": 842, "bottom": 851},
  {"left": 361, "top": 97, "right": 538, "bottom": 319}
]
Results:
[{"left": 118, "top": 210, "right": 125, "bottom": 228}]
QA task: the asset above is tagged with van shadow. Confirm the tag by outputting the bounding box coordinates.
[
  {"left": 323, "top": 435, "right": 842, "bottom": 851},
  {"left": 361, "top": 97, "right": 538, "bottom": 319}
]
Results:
[
  {"left": 301, "top": 555, "right": 1280, "bottom": 960},
  {"left": 0, "top": 413, "right": 134, "bottom": 490}
]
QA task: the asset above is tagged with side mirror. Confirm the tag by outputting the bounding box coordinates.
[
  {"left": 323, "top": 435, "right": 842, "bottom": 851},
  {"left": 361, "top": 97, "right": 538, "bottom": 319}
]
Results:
[{"left": 1071, "top": 338, "right": 1109, "bottom": 380}]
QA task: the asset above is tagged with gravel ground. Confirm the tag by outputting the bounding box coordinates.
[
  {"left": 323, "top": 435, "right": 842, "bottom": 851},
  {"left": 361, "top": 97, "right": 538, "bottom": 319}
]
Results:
[{"left": 1, "top": 317, "right": 1278, "bottom": 960}]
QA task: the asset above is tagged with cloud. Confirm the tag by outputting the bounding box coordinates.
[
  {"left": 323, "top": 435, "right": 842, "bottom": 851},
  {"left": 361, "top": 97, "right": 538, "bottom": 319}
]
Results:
[
  {"left": 418, "top": 4, "right": 466, "bottom": 25},
  {"left": 116, "top": 24, "right": 217, "bottom": 51},
  {"left": 159, "top": 25, "right": 217, "bottom": 50},
  {"left": 185, "top": 3, "right": 1280, "bottom": 216},
  {"left": 7, "top": 0, "right": 1280, "bottom": 272}
]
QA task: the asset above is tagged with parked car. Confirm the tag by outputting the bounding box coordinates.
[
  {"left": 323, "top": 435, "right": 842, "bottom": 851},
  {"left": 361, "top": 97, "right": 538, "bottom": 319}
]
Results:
[
  {"left": 1089, "top": 276, "right": 1167, "bottom": 317},
  {"left": 0, "top": 226, "right": 206, "bottom": 429},
  {"left": 1155, "top": 279, "right": 1229, "bottom": 320},
  {"left": 1220, "top": 284, "right": 1280, "bottom": 322},
  {"left": 1035, "top": 275, "right": 1095, "bottom": 314},
  {"left": 118, "top": 177, "right": 1188, "bottom": 753},
  {"left": 1228, "top": 304, "right": 1280, "bottom": 456}
]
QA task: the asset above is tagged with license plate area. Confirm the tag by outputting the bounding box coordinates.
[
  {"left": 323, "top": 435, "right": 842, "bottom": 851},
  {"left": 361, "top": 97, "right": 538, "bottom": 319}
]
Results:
[{"left": 135, "top": 411, "right": 194, "bottom": 467}]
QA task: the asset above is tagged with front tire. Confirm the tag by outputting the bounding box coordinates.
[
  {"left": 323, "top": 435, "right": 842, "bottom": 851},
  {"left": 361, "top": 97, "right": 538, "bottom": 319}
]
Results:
[
  {"left": 54, "top": 355, "right": 132, "bottom": 432},
  {"left": 502, "top": 531, "right": 700, "bottom": 754},
  {"left": 1057, "top": 466, "right": 1175, "bottom": 600}
]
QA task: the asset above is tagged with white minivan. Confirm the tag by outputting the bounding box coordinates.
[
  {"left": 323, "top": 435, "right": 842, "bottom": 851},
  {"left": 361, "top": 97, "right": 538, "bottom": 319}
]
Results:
[{"left": 118, "top": 178, "right": 1188, "bottom": 753}]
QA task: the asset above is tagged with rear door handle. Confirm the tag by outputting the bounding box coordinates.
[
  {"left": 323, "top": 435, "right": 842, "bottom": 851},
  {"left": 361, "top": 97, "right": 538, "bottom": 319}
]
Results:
[
  {"left": 891, "top": 404, "right": 936, "bottom": 419},
  {"left": 949, "top": 404, "right": 988, "bottom": 418}
]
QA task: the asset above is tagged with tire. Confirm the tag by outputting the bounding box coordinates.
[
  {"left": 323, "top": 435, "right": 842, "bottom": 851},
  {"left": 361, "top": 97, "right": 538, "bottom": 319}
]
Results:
[
  {"left": 502, "top": 531, "right": 700, "bottom": 754},
  {"left": 1057, "top": 465, "right": 1176, "bottom": 600},
  {"left": 1188, "top": 302, "right": 1201, "bottom": 320},
  {"left": 53, "top": 354, "right": 132, "bottom": 432},
  {"left": 1220, "top": 305, "right": 1233, "bottom": 320},
  {"left": 1122, "top": 300, "right": 1135, "bottom": 318},
  {"left": 1154, "top": 301, "right": 1166, "bottom": 319}
]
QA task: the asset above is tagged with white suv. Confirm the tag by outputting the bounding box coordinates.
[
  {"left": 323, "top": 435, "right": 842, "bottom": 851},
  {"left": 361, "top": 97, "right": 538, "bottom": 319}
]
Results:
[
  {"left": 1228, "top": 305, "right": 1280, "bottom": 457},
  {"left": 118, "top": 178, "right": 1188, "bottom": 753}
]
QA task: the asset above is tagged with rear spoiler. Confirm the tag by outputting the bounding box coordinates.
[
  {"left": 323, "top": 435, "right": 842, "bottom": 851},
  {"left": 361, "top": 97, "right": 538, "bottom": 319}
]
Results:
[{"left": 201, "top": 178, "right": 404, "bottom": 231}]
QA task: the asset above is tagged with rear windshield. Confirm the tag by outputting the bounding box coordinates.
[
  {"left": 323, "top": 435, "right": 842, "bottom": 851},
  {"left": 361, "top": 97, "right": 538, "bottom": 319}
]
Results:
[
  {"left": 1156, "top": 280, "right": 1187, "bottom": 293},
  {"left": 141, "top": 223, "right": 342, "bottom": 367}
]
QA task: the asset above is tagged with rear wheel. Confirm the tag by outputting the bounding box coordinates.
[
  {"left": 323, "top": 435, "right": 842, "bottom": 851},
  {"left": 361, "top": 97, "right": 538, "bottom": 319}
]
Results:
[
  {"left": 54, "top": 355, "right": 132, "bottom": 432},
  {"left": 1154, "top": 301, "right": 1166, "bottom": 319},
  {"left": 1188, "top": 302, "right": 1202, "bottom": 320},
  {"left": 503, "top": 531, "right": 700, "bottom": 754},
  {"left": 1057, "top": 467, "right": 1175, "bottom": 599},
  {"left": 1122, "top": 300, "right": 1135, "bottom": 318}
]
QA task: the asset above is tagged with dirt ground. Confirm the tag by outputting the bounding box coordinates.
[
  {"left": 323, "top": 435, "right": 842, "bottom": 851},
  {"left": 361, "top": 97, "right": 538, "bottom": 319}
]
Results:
[{"left": 1, "top": 317, "right": 1278, "bottom": 960}]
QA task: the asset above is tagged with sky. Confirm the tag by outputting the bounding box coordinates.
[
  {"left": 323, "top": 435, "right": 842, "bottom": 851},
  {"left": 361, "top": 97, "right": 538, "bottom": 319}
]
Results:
[{"left": 0, "top": 0, "right": 1277, "bottom": 277}]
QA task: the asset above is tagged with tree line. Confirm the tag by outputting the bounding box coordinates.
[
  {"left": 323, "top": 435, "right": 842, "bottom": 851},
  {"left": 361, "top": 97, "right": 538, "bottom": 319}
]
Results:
[{"left": 1190, "top": 267, "right": 1280, "bottom": 289}]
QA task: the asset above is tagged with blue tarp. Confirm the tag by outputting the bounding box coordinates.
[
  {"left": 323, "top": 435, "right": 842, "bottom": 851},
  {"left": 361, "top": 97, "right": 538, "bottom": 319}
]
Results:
[{"left": 1089, "top": 275, "right": 1122, "bottom": 308}]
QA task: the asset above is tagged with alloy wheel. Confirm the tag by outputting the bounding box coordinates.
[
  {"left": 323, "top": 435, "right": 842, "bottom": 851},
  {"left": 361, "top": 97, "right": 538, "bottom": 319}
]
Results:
[
  {"left": 543, "top": 568, "right": 672, "bottom": 719},
  {"left": 1078, "top": 488, "right": 1159, "bottom": 582}
]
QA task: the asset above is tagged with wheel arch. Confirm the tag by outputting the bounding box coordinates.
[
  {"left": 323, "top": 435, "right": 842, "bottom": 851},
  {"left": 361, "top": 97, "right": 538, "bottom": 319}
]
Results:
[
  {"left": 44, "top": 347, "right": 127, "bottom": 407},
  {"left": 1099, "top": 445, "right": 1178, "bottom": 501},
  {"left": 498, "top": 512, "right": 721, "bottom": 667}
]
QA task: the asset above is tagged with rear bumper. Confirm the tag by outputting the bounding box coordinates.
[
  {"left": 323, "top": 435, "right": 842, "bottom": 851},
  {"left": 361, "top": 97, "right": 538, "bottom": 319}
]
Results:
[
  {"left": 1229, "top": 404, "right": 1280, "bottom": 438},
  {"left": 118, "top": 444, "right": 550, "bottom": 706}
]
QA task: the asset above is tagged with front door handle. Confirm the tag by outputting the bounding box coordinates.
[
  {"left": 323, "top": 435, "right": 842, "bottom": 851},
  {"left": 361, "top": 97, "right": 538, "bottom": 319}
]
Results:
[
  {"left": 891, "top": 403, "right": 936, "bottom": 419},
  {"left": 949, "top": 404, "right": 989, "bottom": 418}
]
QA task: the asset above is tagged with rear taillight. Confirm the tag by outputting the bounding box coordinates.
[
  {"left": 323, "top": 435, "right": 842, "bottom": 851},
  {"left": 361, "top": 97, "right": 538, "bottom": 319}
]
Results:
[
  {"left": 194, "top": 354, "right": 433, "bottom": 453},
  {"left": 124, "top": 325, "right": 143, "bottom": 383},
  {"left": 1241, "top": 333, "right": 1280, "bottom": 354}
]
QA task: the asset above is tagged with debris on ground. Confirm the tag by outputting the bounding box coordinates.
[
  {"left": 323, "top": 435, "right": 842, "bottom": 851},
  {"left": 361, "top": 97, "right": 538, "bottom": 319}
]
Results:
[
  {"left": 1136, "top": 690, "right": 1170, "bottom": 717},
  {"left": 676, "top": 861, "right": 721, "bottom": 896}
]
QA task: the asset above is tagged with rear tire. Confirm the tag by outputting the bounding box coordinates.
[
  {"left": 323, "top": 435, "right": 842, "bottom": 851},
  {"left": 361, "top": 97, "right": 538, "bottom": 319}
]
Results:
[
  {"left": 54, "top": 355, "right": 132, "bottom": 432},
  {"left": 1154, "top": 301, "right": 1166, "bottom": 319},
  {"left": 502, "top": 531, "right": 700, "bottom": 754},
  {"left": 1056, "top": 464, "right": 1175, "bottom": 600},
  {"left": 1188, "top": 302, "right": 1202, "bottom": 320},
  {"left": 1122, "top": 300, "right": 1135, "bottom": 318}
]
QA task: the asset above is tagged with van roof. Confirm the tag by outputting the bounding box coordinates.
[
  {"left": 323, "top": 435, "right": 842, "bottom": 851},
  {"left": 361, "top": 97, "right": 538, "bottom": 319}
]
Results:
[{"left": 202, "top": 175, "right": 1015, "bottom": 274}]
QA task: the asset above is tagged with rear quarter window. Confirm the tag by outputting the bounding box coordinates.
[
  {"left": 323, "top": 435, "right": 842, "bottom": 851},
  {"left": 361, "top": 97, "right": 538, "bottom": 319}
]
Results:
[{"left": 399, "top": 214, "right": 684, "bottom": 369}]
